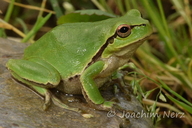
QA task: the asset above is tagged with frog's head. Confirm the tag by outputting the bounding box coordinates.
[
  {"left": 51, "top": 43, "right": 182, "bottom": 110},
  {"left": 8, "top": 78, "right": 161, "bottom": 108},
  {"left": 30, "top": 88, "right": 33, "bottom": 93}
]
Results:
[{"left": 102, "top": 9, "right": 153, "bottom": 58}]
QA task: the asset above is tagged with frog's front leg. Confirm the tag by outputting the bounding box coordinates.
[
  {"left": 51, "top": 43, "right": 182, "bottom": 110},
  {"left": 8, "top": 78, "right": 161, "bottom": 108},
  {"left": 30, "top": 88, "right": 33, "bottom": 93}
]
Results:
[
  {"left": 80, "top": 61, "right": 114, "bottom": 110},
  {"left": 6, "top": 59, "right": 81, "bottom": 113}
]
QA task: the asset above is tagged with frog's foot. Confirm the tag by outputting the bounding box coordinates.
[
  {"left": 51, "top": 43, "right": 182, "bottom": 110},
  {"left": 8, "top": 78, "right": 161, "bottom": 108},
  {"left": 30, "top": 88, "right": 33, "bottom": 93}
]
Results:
[
  {"left": 81, "top": 88, "right": 114, "bottom": 111},
  {"left": 51, "top": 95, "right": 94, "bottom": 118},
  {"left": 30, "top": 85, "right": 94, "bottom": 118}
]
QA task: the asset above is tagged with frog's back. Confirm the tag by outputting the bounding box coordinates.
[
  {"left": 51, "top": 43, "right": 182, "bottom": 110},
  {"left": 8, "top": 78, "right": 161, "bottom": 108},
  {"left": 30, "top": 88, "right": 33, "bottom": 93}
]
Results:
[{"left": 24, "top": 22, "right": 111, "bottom": 79}]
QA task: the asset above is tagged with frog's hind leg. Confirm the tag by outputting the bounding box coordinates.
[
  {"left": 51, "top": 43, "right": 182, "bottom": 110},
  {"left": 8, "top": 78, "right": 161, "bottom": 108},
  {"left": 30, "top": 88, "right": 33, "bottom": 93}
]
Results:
[
  {"left": 7, "top": 58, "right": 61, "bottom": 109},
  {"left": 6, "top": 59, "right": 87, "bottom": 116},
  {"left": 11, "top": 71, "right": 82, "bottom": 114}
]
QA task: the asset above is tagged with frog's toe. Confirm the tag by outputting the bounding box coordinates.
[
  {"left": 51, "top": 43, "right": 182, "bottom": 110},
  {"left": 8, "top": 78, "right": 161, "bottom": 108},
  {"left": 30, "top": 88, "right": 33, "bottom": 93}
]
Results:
[
  {"left": 51, "top": 94, "right": 82, "bottom": 113},
  {"left": 43, "top": 91, "right": 52, "bottom": 110},
  {"left": 91, "top": 101, "right": 115, "bottom": 111},
  {"left": 103, "top": 101, "right": 114, "bottom": 108}
]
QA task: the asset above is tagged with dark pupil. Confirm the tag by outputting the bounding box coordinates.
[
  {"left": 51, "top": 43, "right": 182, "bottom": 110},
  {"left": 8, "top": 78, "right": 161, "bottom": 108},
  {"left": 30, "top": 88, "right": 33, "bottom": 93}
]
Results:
[{"left": 120, "top": 27, "right": 129, "bottom": 33}]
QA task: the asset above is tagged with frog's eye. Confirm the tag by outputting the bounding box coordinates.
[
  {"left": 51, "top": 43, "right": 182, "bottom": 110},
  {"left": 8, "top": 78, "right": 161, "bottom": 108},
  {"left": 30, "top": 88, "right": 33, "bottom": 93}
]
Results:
[{"left": 116, "top": 24, "right": 131, "bottom": 38}]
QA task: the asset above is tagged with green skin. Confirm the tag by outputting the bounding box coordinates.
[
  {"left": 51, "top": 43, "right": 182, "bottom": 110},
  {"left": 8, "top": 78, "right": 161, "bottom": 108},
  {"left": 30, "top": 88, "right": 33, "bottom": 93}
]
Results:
[{"left": 6, "top": 9, "right": 152, "bottom": 115}]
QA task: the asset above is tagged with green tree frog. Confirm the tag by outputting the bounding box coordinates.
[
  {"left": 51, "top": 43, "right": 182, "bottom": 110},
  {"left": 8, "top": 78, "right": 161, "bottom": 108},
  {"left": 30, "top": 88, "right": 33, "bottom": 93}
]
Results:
[{"left": 6, "top": 9, "right": 152, "bottom": 116}]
